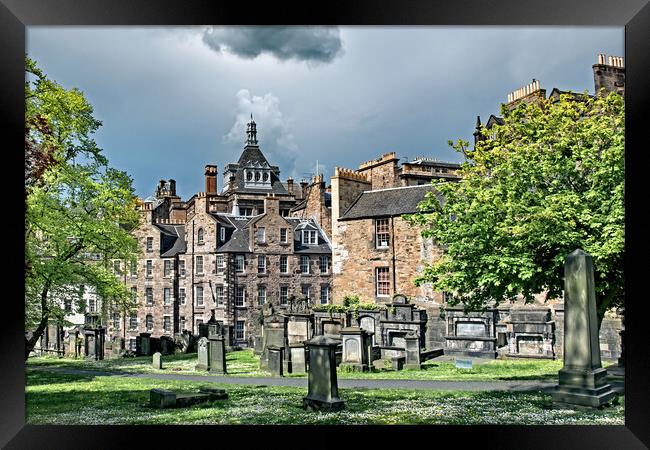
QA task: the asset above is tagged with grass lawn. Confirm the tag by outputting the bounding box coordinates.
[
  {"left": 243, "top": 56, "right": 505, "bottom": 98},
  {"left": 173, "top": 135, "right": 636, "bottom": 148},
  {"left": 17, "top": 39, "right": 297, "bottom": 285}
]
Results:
[
  {"left": 25, "top": 369, "right": 624, "bottom": 425},
  {"left": 27, "top": 350, "right": 596, "bottom": 381}
]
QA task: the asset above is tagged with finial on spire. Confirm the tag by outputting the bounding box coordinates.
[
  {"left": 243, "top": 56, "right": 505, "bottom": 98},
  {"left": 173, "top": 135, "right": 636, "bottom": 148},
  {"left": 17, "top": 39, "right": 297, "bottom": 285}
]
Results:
[{"left": 246, "top": 114, "right": 258, "bottom": 145}]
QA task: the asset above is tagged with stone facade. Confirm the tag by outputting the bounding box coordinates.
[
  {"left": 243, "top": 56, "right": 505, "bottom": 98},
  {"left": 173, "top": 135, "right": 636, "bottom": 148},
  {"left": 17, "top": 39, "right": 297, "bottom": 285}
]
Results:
[{"left": 101, "top": 119, "right": 330, "bottom": 349}]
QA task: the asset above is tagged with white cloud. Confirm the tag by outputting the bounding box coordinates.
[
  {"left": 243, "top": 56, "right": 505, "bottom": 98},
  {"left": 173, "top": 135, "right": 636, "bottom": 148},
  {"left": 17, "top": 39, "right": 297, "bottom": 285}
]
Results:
[{"left": 224, "top": 89, "right": 299, "bottom": 176}]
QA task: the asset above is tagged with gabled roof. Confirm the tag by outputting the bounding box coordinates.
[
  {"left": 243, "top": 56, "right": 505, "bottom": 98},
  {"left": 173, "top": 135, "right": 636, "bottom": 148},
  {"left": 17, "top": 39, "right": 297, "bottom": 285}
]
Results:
[
  {"left": 485, "top": 114, "right": 505, "bottom": 129},
  {"left": 339, "top": 185, "right": 443, "bottom": 221},
  {"left": 154, "top": 223, "right": 186, "bottom": 257}
]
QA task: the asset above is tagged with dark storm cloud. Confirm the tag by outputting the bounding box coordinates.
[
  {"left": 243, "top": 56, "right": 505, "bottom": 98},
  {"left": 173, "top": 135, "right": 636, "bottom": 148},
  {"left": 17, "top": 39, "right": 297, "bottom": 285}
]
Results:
[{"left": 202, "top": 26, "right": 343, "bottom": 63}]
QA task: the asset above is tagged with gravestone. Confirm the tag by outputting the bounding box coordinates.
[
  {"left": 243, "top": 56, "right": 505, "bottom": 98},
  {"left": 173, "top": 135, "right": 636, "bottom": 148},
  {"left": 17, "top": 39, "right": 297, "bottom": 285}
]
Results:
[
  {"left": 139, "top": 333, "right": 151, "bottom": 356},
  {"left": 404, "top": 331, "right": 422, "bottom": 370},
  {"left": 289, "top": 344, "right": 307, "bottom": 374},
  {"left": 209, "top": 336, "right": 227, "bottom": 374},
  {"left": 260, "top": 315, "right": 286, "bottom": 370},
  {"left": 195, "top": 337, "right": 210, "bottom": 371},
  {"left": 152, "top": 352, "right": 163, "bottom": 369},
  {"left": 303, "top": 335, "right": 345, "bottom": 412},
  {"left": 253, "top": 335, "right": 264, "bottom": 355},
  {"left": 268, "top": 345, "right": 284, "bottom": 377},
  {"left": 339, "top": 326, "right": 370, "bottom": 372},
  {"left": 551, "top": 249, "right": 617, "bottom": 409}
]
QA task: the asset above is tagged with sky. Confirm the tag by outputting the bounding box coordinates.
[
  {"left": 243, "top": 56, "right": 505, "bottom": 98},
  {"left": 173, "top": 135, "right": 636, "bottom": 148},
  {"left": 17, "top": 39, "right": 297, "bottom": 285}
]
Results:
[{"left": 27, "top": 26, "right": 624, "bottom": 200}]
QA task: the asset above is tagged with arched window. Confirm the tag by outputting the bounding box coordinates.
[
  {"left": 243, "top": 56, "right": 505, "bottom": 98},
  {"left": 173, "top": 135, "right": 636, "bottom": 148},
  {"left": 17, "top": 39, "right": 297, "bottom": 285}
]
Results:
[
  {"left": 146, "top": 314, "right": 153, "bottom": 331},
  {"left": 263, "top": 172, "right": 269, "bottom": 182},
  {"left": 197, "top": 228, "right": 204, "bottom": 244},
  {"left": 255, "top": 171, "right": 261, "bottom": 181},
  {"left": 246, "top": 171, "right": 253, "bottom": 181}
]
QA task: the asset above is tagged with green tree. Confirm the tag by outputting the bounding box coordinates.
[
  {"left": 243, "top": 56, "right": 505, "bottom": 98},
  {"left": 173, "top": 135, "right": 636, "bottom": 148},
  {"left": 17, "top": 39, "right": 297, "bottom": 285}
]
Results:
[
  {"left": 25, "top": 57, "right": 140, "bottom": 359},
  {"left": 408, "top": 91, "right": 624, "bottom": 329}
]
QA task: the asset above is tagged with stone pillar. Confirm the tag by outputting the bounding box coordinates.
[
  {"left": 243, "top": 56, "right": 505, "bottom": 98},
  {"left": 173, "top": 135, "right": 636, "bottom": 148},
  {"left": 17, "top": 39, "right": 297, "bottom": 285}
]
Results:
[
  {"left": 209, "top": 336, "right": 227, "bottom": 374},
  {"left": 303, "top": 335, "right": 345, "bottom": 412},
  {"left": 339, "top": 326, "right": 370, "bottom": 372},
  {"left": 404, "top": 331, "right": 422, "bottom": 370},
  {"left": 551, "top": 249, "right": 617, "bottom": 409}
]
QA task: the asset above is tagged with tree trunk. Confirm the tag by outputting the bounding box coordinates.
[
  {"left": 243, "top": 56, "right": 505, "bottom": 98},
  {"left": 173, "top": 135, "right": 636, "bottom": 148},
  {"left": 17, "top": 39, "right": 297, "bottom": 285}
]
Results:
[{"left": 24, "top": 280, "right": 51, "bottom": 360}]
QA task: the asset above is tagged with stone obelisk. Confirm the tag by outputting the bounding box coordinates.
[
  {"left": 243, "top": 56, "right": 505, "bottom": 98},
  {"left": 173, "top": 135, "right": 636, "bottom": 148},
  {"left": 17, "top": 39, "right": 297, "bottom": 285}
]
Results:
[{"left": 552, "top": 249, "right": 617, "bottom": 409}]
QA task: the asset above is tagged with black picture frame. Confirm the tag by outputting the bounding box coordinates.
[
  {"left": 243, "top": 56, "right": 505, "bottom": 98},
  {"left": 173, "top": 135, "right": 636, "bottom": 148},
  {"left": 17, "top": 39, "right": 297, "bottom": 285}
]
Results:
[{"left": 2, "top": 0, "right": 648, "bottom": 447}]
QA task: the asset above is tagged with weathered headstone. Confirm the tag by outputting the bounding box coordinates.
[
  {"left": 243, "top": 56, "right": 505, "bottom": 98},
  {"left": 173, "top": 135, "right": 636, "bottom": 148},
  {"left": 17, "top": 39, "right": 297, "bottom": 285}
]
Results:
[
  {"left": 303, "top": 335, "right": 345, "bottom": 412},
  {"left": 289, "top": 345, "right": 307, "bottom": 374},
  {"left": 253, "top": 335, "right": 264, "bottom": 355},
  {"left": 208, "top": 336, "right": 227, "bottom": 374},
  {"left": 268, "top": 345, "right": 284, "bottom": 377},
  {"left": 404, "top": 331, "right": 422, "bottom": 369},
  {"left": 139, "top": 332, "right": 151, "bottom": 356},
  {"left": 195, "top": 337, "right": 210, "bottom": 371},
  {"left": 339, "top": 326, "right": 370, "bottom": 372},
  {"left": 551, "top": 249, "right": 617, "bottom": 409},
  {"left": 152, "top": 352, "right": 163, "bottom": 369},
  {"left": 260, "top": 315, "right": 286, "bottom": 370}
]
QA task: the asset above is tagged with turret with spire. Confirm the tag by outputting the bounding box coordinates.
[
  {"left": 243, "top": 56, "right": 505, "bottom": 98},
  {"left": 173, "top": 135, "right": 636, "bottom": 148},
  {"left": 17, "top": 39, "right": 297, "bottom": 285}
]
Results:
[{"left": 246, "top": 114, "right": 258, "bottom": 146}]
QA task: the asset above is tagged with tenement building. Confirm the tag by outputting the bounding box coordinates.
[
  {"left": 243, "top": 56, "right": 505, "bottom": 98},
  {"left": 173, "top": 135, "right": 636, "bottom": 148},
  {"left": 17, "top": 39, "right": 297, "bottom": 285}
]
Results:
[{"left": 106, "top": 118, "right": 331, "bottom": 351}]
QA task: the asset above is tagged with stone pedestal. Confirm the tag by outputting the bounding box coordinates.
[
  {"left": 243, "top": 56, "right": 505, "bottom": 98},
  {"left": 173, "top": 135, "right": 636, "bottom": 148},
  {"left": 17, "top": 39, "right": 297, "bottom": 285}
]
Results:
[
  {"left": 208, "top": 336, "right": 227, "bottom": 374},
  {"left": 339, "top": 326, "right": 370, "bottom": 372},
  {"left": 404, "top": 331, "right": 422, "bottom": 370},
  {"left": 268, "top": 345, "right": 284, "bottom": 377},
  {"left": 303, "top": 335, "right": 345, "bottom": 412},
  {"left": 195, "top": 337, "right": 210, "bottom": 371},
  {"left": 552, "top": 250, "right": 617, "bottom": 409}
]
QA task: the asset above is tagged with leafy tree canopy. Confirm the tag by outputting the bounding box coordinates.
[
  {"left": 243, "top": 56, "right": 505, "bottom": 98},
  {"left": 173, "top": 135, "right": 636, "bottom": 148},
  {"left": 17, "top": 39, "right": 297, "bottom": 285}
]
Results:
[
  {"left": 407, "top": 91, "right": 624, "bottom": 326},
  {"left": 25, "top": 57, "right": 140, "bottom": 358}
]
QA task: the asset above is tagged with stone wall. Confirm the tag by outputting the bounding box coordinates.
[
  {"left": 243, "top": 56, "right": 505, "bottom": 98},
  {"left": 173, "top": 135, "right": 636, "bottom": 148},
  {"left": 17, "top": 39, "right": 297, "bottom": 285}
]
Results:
[{"left": 332, "top": 216, "right": 443, "bottom": 305}]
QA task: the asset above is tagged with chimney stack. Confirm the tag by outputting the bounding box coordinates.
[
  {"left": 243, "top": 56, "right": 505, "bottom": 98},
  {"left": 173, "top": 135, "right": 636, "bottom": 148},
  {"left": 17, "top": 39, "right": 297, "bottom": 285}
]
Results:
[
  {"left": 205, "top": 165, "right": 218, "bottom": 195},
  {"left": 593, "top": 53, "right": 625, "bottom": 96},
  {"left": 287, "top": 177, "right": 294, "bottom": 195}
]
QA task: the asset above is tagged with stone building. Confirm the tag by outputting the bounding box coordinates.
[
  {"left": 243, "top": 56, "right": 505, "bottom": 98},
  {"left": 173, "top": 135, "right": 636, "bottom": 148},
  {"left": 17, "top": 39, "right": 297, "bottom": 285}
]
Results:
[{"left": 104, "top": 118, "right": 330, "bottom": 350}]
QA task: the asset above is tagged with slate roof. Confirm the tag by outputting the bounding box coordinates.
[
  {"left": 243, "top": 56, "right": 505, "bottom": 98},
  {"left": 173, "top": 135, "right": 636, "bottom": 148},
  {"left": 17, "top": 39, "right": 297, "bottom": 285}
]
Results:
[
  {"left": 154, "top": 223, "right": 186, "bottom": 257},
  {"left": 209, "top": 213, "right": 331, "bottom": 254},
  {"left": 339, "top": 185, "right": 443, "bottom": 221},
  {"left": 284, "top": 218, "right": 331, "bottom": 254},
  {"left": 486, "top": 114, "right": 505, "bottom": 129},
  {"left": 211, "top": 214, "right": 253, "bottom": 253},
  {"left": 223, "top": 144, "right": 288, "bottom": 195},
  {"left": 403, "top": 160, "right": 461, "bottom": 169}
]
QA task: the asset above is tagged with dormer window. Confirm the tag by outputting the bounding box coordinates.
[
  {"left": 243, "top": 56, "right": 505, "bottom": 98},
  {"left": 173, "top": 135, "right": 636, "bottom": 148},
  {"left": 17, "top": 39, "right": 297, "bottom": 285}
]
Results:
[
  {"left": 302, "top": 230, "right": 318, "bottom": 245},
  {"left": 220, "top": 227, "right": 226, "bottom": 242}
]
